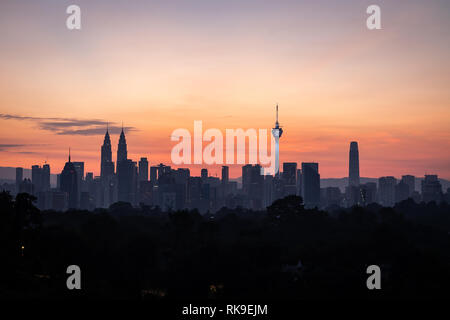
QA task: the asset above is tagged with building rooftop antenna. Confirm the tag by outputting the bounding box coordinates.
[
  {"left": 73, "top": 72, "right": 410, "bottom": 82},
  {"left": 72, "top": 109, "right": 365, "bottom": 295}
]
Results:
[
  {"left": 275, "top": 103, "right": 281, "bottom": 128},
  {"left": 276, "top": 103, "right": 278, "bottom": 124}
]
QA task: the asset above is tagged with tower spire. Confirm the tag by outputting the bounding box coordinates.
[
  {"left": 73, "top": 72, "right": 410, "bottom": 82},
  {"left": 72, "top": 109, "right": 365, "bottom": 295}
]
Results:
[
  {"left": 106, "top": 122, "right": 109, "bottom": 133},
  {"left": 276, "top": 104, "right": 278, "bottom": 124},
  {"left": 275, "top": 104, "right": 280, "bottom": 128},
  {"left": 68, "top": 147, "right": 71, "bottom": 162}
]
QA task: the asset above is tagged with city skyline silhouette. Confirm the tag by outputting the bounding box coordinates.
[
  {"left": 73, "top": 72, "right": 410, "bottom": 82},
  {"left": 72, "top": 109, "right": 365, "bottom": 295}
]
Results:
[
  {"left": 3, "top": 126, "right": 447, "bottom": 212},
  {"left": 1, "top": 1, "right": 449, "bottom": 179}
]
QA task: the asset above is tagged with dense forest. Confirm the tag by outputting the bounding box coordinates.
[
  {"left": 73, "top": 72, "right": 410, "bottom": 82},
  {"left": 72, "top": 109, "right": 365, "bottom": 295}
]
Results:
[{"left": 1, "top": 191, "right": 449, "bottom": 300}]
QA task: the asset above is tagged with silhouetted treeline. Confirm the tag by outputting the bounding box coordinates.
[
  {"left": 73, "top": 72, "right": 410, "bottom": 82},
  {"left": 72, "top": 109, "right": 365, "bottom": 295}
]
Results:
[{"left": 1, "top": 191, "right": 449, "bottom": 299}]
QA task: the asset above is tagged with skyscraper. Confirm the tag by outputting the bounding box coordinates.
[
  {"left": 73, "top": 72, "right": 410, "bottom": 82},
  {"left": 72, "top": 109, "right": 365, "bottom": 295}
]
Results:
[
  {"left": 401, "top": 175, "right": 415, "bottom": 196},
  {"left": 221, "top": 166, "right": 229, "bottom": 185},
  {"left": 242, "top": 164, "right": 264, "bottom": 209},
  {"left": 296, "top": 169, "right": 302, "bottom": 196},
  {"left": 301, "top": 162, "right": 320, "bottom": 208},
  {"left": 250, "top": 164, "right": 264, "bottom": 209},
  {"left": 115, "top": 126, "right": 136, "bottom": 205},
  {"left": 42, "top": 164, "right": 50, "bottom": 191},
  {"left": 201, "top": 168, "right": 208, "bottom": 181},
  {"left": 117, "top": 159, "right": 137, "bottom": 205},
  {"left": 282, "top": 162, "right": 297, "bottom": 185},
  {"left": 72, "top": 161, "right": 85, "bottom": 203},
  {"left": 150, "top": 166, "right": 158, "bottom": 183},
  {"left": 15, "top": 167, "right": 23, "bottom": 194},
  {"left": 100, "top": 127, "right": 117, "bottom": 208},
  {"left": 117, "top": 125, "right": 128, "bottom": 170},
  {"left": 378, "top": 176, "right": 397, "bottom": 207},
  {"left": 31, "top": 165, "right": 43, "bottom": 195},
  {"left": 242, "top": 164, "right": 252, "bottom": 195},
  {"left": 271, "top": 104, "right": 283, "bottom": 176},
  {"left": 101, "top": 126, "right": 114, "bottom": 179},
  {"left": 139, "top": 157, "right": 149, "bottom": 181},
  {"left": 348, "top": 141, "right": 360, "bottom": 187},
  {"left": 395, "top": 180, "right": 409, "bottom": 203},
  {"left": 421, "top": 175, "right": 443, "bottom": 203},
  {"left": 157, "top": 163, "right": 171, "bottom": 180},
  {"left": 221, "top": 166, "right": 230, "bottom": 200},
  {"left": 282, "top": 162, "right": 297, "bottom": 197},
  {"left": 60, "top": 150, "right": 78, "bottom": 209}
]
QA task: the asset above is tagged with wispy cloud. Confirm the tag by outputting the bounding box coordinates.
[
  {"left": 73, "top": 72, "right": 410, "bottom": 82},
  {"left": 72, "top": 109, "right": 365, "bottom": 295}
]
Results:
[
  {"left": 0, "top": 114, "right": 137, "bottom": 135},
  {"left": 51, "top": 126, "right": 134, "bottom": 136},
  {"left": 0, "top": 143, "right": 49, "bottom": 152},
  {"left": 0, "top": 144, "right": 26, "bottom": 151}
]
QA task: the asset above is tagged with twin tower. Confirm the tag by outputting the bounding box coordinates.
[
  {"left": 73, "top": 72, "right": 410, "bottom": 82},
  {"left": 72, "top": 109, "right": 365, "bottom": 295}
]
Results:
[{"left": 100, "top": 126, "right": 127, "bottom": 179}]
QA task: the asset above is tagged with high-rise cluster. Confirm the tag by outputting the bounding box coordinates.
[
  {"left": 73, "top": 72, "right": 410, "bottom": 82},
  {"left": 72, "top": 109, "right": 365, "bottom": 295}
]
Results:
[{"left": 8, "top": 119, "right": 448, "bottom": 212}]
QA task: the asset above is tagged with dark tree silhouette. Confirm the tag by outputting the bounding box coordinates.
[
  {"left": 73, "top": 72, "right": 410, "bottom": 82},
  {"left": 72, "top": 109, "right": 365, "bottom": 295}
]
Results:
[{"left": 1, "top": 193, "right": 449, "bottom": 300}]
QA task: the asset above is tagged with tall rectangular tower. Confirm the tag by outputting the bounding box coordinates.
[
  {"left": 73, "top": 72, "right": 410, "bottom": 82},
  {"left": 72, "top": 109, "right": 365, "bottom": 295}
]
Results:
[
  {"left": 301, "top": 162, "right": 320, "bottom": 208},
  {"left": 42, "top": 164, "right": 51, "bottom": 191},
  {"left": 31, "top": 165, "right": 43, "bottom": 195},
  {"left": 222, "top": 166, "right": 229, "bottom": 185},
  {"left": 15, "top": 167, "right": 23, "bottom": 194},
  {"left": 139, "top": 157, "right": 149, "bottom": 181},
  {"left": 348, "top": 141, "right": 360, "bottom": 187}
]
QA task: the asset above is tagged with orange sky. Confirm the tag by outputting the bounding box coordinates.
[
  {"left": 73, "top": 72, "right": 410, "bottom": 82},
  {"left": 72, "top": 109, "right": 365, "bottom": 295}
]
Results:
[{"left": 0, "top": 0, "right": 449, "bottom": 179}]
